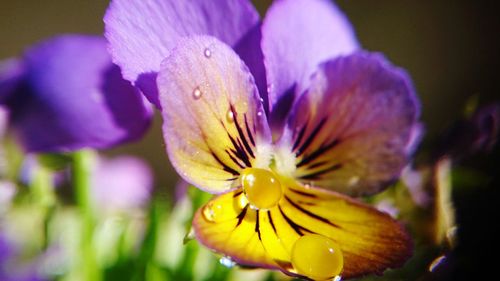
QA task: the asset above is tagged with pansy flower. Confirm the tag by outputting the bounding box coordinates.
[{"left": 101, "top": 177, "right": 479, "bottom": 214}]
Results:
[
  {"left": 0, "top": 35, "right": 152, "bottom": 152},
  {"left": 104, "top": 0, "right": 419, "bottom": 279}
]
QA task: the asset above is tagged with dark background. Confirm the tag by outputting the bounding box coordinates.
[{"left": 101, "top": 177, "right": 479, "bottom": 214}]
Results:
[{"left": 1, "top": 1, "right": 498, "bottom": 280}]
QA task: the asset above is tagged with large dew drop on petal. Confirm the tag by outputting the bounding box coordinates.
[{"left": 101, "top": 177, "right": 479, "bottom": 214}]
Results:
[{"left": 240, "top": 168, "right": 283, "bottom": 210}]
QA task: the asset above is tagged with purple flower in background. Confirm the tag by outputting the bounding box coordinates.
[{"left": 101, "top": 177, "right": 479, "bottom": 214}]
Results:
[
  {"left": 0, "top": 234, "right": 45, "bottom": 281},
  {"left": 0, "top": 35, "right": 152, "bottom": 153},
  {"left": 105, "top": 0, "right": 420, "bottom": 278},
  {"left": 90, "top": 155, "right": 153, "bottom": 212}
]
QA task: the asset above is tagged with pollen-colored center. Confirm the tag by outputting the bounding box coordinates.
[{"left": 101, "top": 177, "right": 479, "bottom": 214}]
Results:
[
  {"left": 291, "top": 234, "right": 343, "bottom": 280},
  {"left": 240, "top": 168, "right": 282, "bottom": 210}
]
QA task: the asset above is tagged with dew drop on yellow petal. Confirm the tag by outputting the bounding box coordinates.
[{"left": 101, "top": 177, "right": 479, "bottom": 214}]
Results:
[
  {"left": 291, "top": 234, "right": 343, "bottom": 280},
  {"left": 226, "top": 109, "right": 235, "bottom": 123},
  {"left": 240, "top": 168, "right": 282, "bottom": 210},
  {"left": 202, "top": 201, "right": 224, "bottom": 222}
]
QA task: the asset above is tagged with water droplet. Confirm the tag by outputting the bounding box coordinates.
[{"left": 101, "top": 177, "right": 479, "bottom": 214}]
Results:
[
  {"left": 226, "top": 109, "right": 235, "bottom": 123},
  {"left": 428, "top": 255, "right": 446, "bottom": 272},
  {"left": 257, "top": 111, "right": 263, "bottom": 117},
  {"left": 236, "top": 193, "right": 249, "bottom": 209},
  {"left": 204, "top": 48, "right": 212, "bottom": 58},
  {"left": 240, "top": 168, "right": 282, "bottom": 210},
  {"left": 219, "top": 256, "right": 236, "bottom": 268},
  {"left": 202, "top": 201, "right": 223, "bottom": 222},
  {"left": 291, "top": 234, "right": 343, "bottom": 280},
  {"left": 192, "top": 87, "right": 202, "bottom": 99},
  {"left": 348, "top": 176, "right": 359, "bottom": 187},
  {"left": 333, "top": 276, "right": 342, "bottom": 281}
]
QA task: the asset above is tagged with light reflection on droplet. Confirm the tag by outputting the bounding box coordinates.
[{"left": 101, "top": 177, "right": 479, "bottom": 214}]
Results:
[
  {"left": 192, "top": 87, "right": 202, "bottom": 100},
  {"left": 219, "top": 256, "right": 236, "bottom": 268},
  {"left": 226, "top": 110, "right": 235, "bottom": 123},
  {"left": 333, "top": 276, "right": 342, "bottom": 281},
  {"left": 257, "top": 111, "right": 263, "bottom": 117},
  {"left": 236, "top": 193, "right": 249, "bottom": 209},
  {"left": 204, "top": 48, "right": 212, "bottom": 58}
]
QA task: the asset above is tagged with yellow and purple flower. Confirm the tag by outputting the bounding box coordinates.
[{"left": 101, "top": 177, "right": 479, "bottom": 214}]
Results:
[{"left": 105, "top": 0, "right": 420, "bottom": 279}]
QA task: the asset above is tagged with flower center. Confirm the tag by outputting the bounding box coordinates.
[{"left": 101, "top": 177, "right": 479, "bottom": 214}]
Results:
[
  {"left": 291, "top": 234, "right": 343, "bottom": 280},
  {"left": 240, "top": 168, "right": 282, "bottom": 210}
]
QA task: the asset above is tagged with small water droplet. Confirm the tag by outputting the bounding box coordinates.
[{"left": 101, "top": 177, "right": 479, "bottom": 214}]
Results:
[
  {"left": 192, "top": 87, "right": 202, "bottom": 99},
  {"left": 348, "top": 176, "right": 359, "bottom": 187},
  {"left": 204, "top": 48, "right": 212, "bottom": 58},
  {"left": 202, "top": 202, "right": 223, "bottom": 222},
  {"left": 333, "top": 276, "right": 342, "bottom": 281},
  {"left": 219, "top": 256, "right": 236, "bottom": 268},
  {"left": 257, "top": 111, "right": 263, "bottom": 117},
  {"left": 226, "top": 109, "right": 235, "bottom": 123},
  {"left": 236, "top": 193, "right": 249, "bottom": 209},
  {"left": 428, "top": 255, "right": 446, "bottom": 272}
]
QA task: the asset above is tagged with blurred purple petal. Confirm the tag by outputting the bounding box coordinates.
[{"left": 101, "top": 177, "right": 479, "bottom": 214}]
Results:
[
  {"left": 104, "top": 0, "right": 260, "bottom": 107},
  {"left": 0, "top": 233, "right": 46, "bottom": 281},
  {"left": 91, "top": 155, "right": 153, "bottom": 211},
  {"left": 262, "top": 0, "right": 359, "bottom": 128},
  {"left": 0, "top": 106, "right": 8, "bottom": 138},
  {"left": 435, "top": 103, "right": 499, "bottom": 160},
  {"left": 401, "top": 166, "right": 430, "bottom": 207},
  {"left": 284, "top": 52, "right": 420, "bottom": 196},
  {"left": 4, "top": 35, "right": 152, "bottom": 152},
  {"left": 0, "top": 59, "right": 25, "bottom": 104},
  {"left": 0, "top": 181, "right": 16, "bottom": 213}
]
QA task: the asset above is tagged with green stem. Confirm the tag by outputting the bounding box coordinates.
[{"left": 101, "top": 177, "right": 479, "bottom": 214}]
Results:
[
  {"left": 72, "top": 150, "right": 101, "bottom": 281},
  {"left": 31, "top": 160, "right": 56, "bottom": 250}
]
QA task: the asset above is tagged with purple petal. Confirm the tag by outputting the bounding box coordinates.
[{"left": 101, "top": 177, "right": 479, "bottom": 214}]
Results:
[
  {"left": 284, "top": 52, "right": 420, "bottom": 196},
  {"left": 5, "top": 35, "right": 152, "bottom": 153},
  {"left": 0, "top": 181, "right": 16, "bottom": 214},
  {"left": 234, "top": 24, "right": 268, "bottom": 114},
  {"left": 104, "top": 0, "right": 260, "bottom": 108},
  {"left": 262, "top": 0, "right": 359, "bottom": 129},
  {"left": 0, "top": 107, "right": 8, "bottom": 137},
  {"left": 158, "top": 35, "right": 271, "bottom": 194},
  {"left": 91, "top": 155, "right": 153, "bottom": 211},
  {"left": 0, "top": 58, "right": 25, "bottom": 103}
]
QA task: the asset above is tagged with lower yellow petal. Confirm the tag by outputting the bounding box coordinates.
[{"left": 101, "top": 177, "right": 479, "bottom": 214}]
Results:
[{"left": 193, "top": 181, "right": 412, "bottom": 279}]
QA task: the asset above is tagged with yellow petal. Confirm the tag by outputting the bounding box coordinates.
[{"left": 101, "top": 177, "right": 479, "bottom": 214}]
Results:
[{"left": 193, "top": 180, "right": 413, "bottom": 279}]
